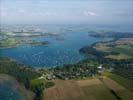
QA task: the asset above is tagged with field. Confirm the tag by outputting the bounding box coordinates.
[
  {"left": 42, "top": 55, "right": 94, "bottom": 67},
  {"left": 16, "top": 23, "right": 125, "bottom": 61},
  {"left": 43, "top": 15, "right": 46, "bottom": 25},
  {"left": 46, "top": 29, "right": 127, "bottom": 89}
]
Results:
[
  {"left": 93, "top": 41, "right": 133, "bottom": 60},
  {"left": 0, "top": 37, "right": 50, "bottom": 49},
  {"left": 102, "top": 77, "right": 133, "bottom": 100},
  {"left": 0, "top": 38, "right": 18, "bottom": 49},
  {"left": 114, "top": 45, "right": 133, "bottom": 55},
  {"left": 44, "top": 80, "right": 87, "bottom": 100},
  {"left": 102, "top": 72, "right": 133, "bottom": 91},
  {"left": 94, "top": 43, "right": 112, "bottom": 52},
  {"left": 30, "top": 78, "right": 46, "bottom": 90},
  {"left": 44, "top": 76, "right": 133, "bottom": 100},
  {"left": 77, "top": 78, "right": 117, "bottom": 100},
  {"left": 105, "top": 54, "right": 132, "bottom": 60}
]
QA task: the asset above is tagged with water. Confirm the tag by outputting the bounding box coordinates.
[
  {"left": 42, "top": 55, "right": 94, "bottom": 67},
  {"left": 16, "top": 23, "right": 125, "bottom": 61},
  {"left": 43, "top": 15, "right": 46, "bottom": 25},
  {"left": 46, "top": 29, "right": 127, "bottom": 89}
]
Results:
[
  {"left": 0, "top": 80, "right": 25, "bottom": 100},
  {"left": 0, "top": 25, "right": 133, "bottom": 67},
  {"left": 0, "top": 31, "right": 100, "bottom": 67}
]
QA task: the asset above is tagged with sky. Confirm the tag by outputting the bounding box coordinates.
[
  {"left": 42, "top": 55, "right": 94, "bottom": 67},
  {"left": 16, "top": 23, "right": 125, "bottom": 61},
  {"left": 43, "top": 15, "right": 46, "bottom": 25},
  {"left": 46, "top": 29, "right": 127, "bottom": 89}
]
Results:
[{"left": 0, "top": 0, "right": 133, "bottom": 25}]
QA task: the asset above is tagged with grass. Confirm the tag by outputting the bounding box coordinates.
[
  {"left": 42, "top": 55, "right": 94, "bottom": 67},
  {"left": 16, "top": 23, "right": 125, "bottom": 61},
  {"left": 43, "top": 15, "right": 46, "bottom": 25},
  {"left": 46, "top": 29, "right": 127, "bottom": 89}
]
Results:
[
  {"left": 77, "top": 78, "right": 118, "bottom": 100},
  {"left": 115, "top": 45, "right": 133, "bottom": 55},
  {"left": 0, "top": 38, "right": 18, "bottom": 48},
  {"left": 109, "top": 74, "right": 133, "bottom": 92},
  {"left": 82, "top": 84, "right": 117, "bottom": 100},
  {"left": 102, "top": 76, "right": 133, "bottom": 100},
  {"left": 116, "top": 45, "right": 133, "bottom": 50},
  {"left": 30, "top": 78, "right": 46, "bottom": 90},
  {"left": 102, "top": 72, "right": 133, "bottom": 92},
  {"left": 105, "top": 54, "right": 132, "bottom": 60},
  {"left": 94, "top": 43, "right": 112, "bottom": 52},
  {"left": 94, "top": 42, "right": 133, "bottom": 60}
]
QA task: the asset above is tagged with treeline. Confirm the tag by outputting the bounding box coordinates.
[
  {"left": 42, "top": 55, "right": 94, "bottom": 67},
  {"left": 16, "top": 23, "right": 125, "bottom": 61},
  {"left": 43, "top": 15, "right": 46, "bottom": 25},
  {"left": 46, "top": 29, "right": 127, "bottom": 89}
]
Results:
[
  {"left": 79, "top": 45, "right": 119, "bottom": 58},
  {"left": 103, "top": 58, "right": 133, "bottom": 79},
  {"left": 93, "top": 57, "right": 133, "bottom": 79}
]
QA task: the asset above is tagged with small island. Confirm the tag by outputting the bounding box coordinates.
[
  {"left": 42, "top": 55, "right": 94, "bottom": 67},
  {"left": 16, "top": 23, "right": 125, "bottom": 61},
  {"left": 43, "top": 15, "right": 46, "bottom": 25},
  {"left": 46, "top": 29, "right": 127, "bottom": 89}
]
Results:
[
  {"left": 0, "top": 37, "right": 50, "bottom": 49},
  {"left": 89, "top": 30, "right": 133, "bottom": 38},
  {"left": 29, "top": 41, "right": 50, "bottom": 46}
]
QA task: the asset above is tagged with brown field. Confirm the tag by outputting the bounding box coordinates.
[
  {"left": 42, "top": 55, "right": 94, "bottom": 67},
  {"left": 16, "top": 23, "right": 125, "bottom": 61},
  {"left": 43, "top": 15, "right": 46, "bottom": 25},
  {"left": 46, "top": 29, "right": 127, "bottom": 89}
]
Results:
[
  {"left": 44, "top": 77, "right": 133, "bottom": 100},
  {"left": 44, "top": 80, "right": 87, "bottom": 100},
  {"left": 77, "top": 78, "right": 117, "bottom": 100},
  {"left": 77, "top": 78, "right": 102, "bottom": 87},
  {"left": 82, "top": 84, "right": 117, "bottom": 100},
  {"left": 44, "top": 78, "right": 116, "bottom": 100}
]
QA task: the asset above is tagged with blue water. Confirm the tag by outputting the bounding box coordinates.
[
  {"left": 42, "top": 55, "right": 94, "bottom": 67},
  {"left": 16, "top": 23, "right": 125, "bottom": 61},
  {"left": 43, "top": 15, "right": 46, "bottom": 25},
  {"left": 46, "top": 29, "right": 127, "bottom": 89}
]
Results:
[
  {"left": 0, "top": 31, "right": 100, "bottom": 67},
  {"left": 0, "top": 81, "right": 25, "bottom": 100},
  {"left": 0, "top": 25, "right": 133, "bottom": 67}
]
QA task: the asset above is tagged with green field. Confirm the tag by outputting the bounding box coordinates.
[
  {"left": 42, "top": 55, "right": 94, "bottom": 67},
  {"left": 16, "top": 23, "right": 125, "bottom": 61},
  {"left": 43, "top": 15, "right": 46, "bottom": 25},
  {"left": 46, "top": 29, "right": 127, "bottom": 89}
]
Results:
[
  {"left": 114, "top": 45, "right": 133, "bottom": 55},
  {"left": 105, "top": 54, "right": 132, "bottom": 60},
  {"left": 82, "top": 84, "right": 117, "bottom": 100},
  {"left": 109, "top": 74, "right": 133, "bottom": 92},
  {"left": 30, "top": 78, "right": 46, "bottom": 89},
  {"left": 102, "top": 72, "right": 133, "bottom": 92},
  {"left": 94, "top": 43, "right": 112, "bottom": 52},
  {"left": 0, "top": 38, "right": 18, "bottom": 48},
  {"left": 94, "top": 42, "right": 133, "bottom": 60}
]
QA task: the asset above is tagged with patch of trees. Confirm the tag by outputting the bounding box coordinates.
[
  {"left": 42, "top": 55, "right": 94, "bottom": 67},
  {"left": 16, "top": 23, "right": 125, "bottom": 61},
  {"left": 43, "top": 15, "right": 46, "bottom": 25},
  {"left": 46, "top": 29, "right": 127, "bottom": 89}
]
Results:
[
  {"left": 0, "top": 57, "right": 40, "bottom": 83},
  {"left": 51, "top": 60, "right": 99, "bottom": 80},
  {"left": 96, "top": 58, "right": 133, "bottom": 79},
  {"left": 31, "top": 82, "right": 45, "bottom": 100},
  {"left": 79, "top": 46, "right": 107, "bottom": 58}
]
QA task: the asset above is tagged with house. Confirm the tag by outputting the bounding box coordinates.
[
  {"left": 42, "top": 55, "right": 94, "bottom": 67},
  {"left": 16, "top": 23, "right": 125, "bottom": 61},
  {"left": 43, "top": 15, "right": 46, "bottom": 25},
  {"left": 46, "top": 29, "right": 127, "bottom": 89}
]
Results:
[{"left": 98, "top": 64, "right": 103, "bottom": 73}]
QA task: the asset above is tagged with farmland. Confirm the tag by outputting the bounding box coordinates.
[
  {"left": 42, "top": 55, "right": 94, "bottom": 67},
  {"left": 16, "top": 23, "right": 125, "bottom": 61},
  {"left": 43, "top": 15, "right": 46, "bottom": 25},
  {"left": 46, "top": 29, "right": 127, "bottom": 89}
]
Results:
[
  {"left": 80, "top": 38, "right": 133, "bottom": 60},
  {"left": 44, "top": 75, "right": 133, "bottom": 100},
  {"left": 102, "top": 77, "right": 133, "bottom": 100},
  {"left": 96, "top": 43, "right": 133, "bottom": 60},
  {"left": 0, "top": 37, "right": 50, "bottom": 49},
  {"left": 44, "top": 80, "right": 87, "bottom": 100},
  {"left": 102, "top": 72, "right": 133, "bottom": 91}
]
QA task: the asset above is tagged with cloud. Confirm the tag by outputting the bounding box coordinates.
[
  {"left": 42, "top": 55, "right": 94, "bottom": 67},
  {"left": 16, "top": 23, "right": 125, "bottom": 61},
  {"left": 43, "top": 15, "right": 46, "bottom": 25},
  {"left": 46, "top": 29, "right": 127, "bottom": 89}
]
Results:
[
  {"left": 17, "top": 9, "right": 25, "bottom": 13},
  {"left": 43, "top": 12, "right": 57, "bottom": 16},
  {"left": 83, "top": 11, "right": 98, "bottom": 16},
  {"left": 115, "top": 11, "right": 133, "bottom": 17},
  {"left": 1, "top": 12, "right": 7, "bottom": 17},
  {"left": 1, "top": 7, "right": 8, "bottom": 11},
  {"left": 31, "top": 12, "right": 57, "bottom": 17}
]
